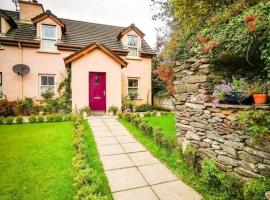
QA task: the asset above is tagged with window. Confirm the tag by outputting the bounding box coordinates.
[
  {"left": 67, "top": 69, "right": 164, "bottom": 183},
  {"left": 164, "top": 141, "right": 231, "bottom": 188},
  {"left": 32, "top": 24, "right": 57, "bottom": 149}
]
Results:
[
  {"left": 41, "top": 24, "right": 57, "bottom": 50},
  {"left": 127, "top": 35, "right": 138, "bottom": 57},
  {"left": 40, "top": 75, "right": 55, "bottom": 97},
  {"left": 128, "top": 78, "right": 139, "bottom": 99},
  {"left": 0, "top": 72, "right": 2, "bottom": 98}
]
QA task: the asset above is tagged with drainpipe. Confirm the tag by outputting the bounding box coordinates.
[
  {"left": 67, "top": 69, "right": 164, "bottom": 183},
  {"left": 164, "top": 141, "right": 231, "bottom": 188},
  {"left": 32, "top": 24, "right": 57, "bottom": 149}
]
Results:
[{"left": 18, "top": 42, "right": 24, "bottom": 99}]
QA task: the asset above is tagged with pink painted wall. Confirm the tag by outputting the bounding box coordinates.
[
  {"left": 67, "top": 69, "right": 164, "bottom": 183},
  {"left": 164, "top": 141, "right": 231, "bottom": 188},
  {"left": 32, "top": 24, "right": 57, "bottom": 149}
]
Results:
[{"left": 71, "top": 48, "right": 122, "bottom": 111}]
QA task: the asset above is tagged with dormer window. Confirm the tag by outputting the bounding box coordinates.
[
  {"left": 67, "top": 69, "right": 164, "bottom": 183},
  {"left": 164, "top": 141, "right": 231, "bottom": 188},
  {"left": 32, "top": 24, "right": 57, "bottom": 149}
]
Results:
[
  {"left": 41, "top": 24, "right": 57, "bottom": 50},
  {"left": 127, "top": 35, "right": 138, "bottom": 57}
]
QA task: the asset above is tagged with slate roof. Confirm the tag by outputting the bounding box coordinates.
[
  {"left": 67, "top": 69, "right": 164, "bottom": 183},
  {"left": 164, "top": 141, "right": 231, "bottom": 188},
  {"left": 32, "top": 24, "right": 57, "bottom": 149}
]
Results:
[{"left": 0, "top": 9, "right": 155, "bottom": 55}]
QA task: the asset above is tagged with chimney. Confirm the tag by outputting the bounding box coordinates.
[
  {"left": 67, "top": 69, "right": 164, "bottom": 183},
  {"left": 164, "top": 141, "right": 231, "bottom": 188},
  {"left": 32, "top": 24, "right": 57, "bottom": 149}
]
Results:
[{"left": 19, "top": 0, "right": 44, "bottom": 22}]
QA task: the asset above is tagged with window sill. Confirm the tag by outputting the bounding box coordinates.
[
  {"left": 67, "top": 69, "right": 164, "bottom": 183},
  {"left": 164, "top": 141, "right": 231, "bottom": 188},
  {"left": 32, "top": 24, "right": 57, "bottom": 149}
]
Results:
[
  {"left": 0, "top": 46, "right": 4, "bottom": 50},
  {"left": 126, "top": 56, "right": 142, "bottom": 61},
  {"left": 37, "top": 50, "right": 60, "bottom": 54},
  {"left": 128, "top": 97, "right": 143, "bottom": 100}
]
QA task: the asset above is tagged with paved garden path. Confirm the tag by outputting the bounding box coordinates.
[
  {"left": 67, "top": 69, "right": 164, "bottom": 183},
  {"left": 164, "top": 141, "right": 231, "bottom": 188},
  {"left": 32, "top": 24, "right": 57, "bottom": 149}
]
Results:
[{"left": 88, "top": 116, "right": 202, "bottom": 200}]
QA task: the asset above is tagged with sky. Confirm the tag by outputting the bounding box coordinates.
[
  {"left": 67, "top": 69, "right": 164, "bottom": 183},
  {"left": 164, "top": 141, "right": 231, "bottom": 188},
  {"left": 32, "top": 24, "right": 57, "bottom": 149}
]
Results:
[{"left": 0, "top": 0, "right": 160, "bottom": 48}]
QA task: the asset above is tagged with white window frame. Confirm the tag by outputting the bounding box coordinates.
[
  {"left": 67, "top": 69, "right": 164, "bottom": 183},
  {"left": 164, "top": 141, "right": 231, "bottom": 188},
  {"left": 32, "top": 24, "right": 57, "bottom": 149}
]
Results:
[
  {"left": 39, "top": 74, "right": 56, "bottom": 98},
  {"left": 127, "top": 35, "right": 139, "bottom": 57},
  {"left": 127, "top": 77, "right": 140, "bottom": 99},
  {"left": 41, "top": 24, "right": 57, "bottom": 50},
  {"left": 0, "top": 72, "right": 2, "bottom": 98}
]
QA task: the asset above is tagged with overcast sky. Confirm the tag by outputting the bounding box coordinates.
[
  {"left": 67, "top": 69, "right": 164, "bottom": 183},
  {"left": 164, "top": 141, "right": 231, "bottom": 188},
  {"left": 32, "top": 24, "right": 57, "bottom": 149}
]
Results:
[{"left": 0, "top": 0, "right": 160, "bottom": 48}]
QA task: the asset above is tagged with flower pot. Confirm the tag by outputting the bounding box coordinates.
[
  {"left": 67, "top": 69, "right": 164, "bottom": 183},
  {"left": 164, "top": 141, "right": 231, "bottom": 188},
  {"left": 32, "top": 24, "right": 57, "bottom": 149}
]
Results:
[
  {"left": 253, "top": 94, "right": 268, "bottom": 105},
  {"left": 225, "top": 91, "right": 243, "bottom": 105}
]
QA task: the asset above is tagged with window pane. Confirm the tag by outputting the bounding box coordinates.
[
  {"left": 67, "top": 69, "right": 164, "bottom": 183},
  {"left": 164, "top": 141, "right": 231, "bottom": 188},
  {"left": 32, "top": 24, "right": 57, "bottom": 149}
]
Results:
[
  {"left": 128, "top": 88, "right": 138, "bottom": 98},
  {"left": 128, "top": 48, "right": 138, "bottom": 56},
  {"left": 128, "top": 36, "right": 137, "bottom": 47},
  {"left": 48, "top": 76, "right": 54, "bottom": 85},
  {"left": 42, "top": 25, "right": 56, "bottom": 38},
  {"left": 41, "top": 76, "right": 48, "bottom": 85},
  {"left": 42, "top": 39, "right": 57, "bottom": 50},
  {"left": 128, "top": 79, "right": 138, "bottom": 87},
  {"left": 41, "top": 85, "right": 55, "bottom": 94}
]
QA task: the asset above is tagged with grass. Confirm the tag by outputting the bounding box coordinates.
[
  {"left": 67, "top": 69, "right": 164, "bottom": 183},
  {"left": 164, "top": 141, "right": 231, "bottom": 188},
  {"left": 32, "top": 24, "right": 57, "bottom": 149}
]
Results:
[
  {"left": 0, "top": 122, "right": 74, "bottom": 200},
  {"left": 144, "top": 113, "right": 177, "bottom": 140},
  {"left": 84, "top": 121, "right": 113, "bottom": 199},
  {"left": 119, "top": 118, "right": 225, "bottom": 200}
]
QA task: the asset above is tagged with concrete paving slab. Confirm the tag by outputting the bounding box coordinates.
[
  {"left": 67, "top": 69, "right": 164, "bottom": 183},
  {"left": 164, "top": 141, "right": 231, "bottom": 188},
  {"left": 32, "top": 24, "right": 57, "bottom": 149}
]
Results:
[
  {"left": 129, "top": 152, "right": 159, "bottom": 166},
  {"left": 113, "top": 187, "right": 159, "bottom": 200},
  {"left": 116, "top": 135, "right": 137, "bottom": 144},
  {"left": 105, "top": 167, "right": 148, "bottom": 192},
  {"left": 95, "top": 137, "right": 118, "bottom": 146},
  {"left": 138, "top": 163, "right": 177, "bottom": 185},
  {"left": 121, "top": 142, "right": 146, "bottom": 153},
  {"left": 98, "top": 144, "right": 125, "bottom": 156},
  {"left": 101, "top": 154, "right": 135, "bottom": 170},
  {"left": 152, "top": 181, "right": 202, "bottom": 200}
]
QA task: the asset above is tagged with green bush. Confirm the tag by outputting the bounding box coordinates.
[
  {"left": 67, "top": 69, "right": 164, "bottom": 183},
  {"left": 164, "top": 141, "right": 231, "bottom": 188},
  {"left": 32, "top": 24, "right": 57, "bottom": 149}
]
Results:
[
  {"left": 0, "top": 117, "right": 4, "bottom": 124},
  {"left": 201, "top": 159, "right": 223, "bottom": 188},
  {"left": 17, "top": 98, "right": 35, "bottom": 116},
  {"left": 0, "top": 99, "right": 16, "bottom": 116},
  {"left": 243, "top": 177, "right": 270, "bottom": 200},
  {"left": 152, "top": 111, "right": 158, "bottom": 117},
  {"left": 144, "top": 111, "right": 151, "bottom": 117},
  {"left": 108, "top": 105, "right": 119, "bottom": 115},
  {"left": 161, "top": 111, "right": 170, "bottom": 115},
  {"left": 46, "top": 115, "right": 54, "bottom": 122},
  {"left": 37, "top": 115, "right": 44, "bottom": 123},
  {"left": 15, "top": 116, "right": 23, "bottom": 124},
  {"left": 54, "top": 114, "right": 63, "bottom": 122},
  {"left": 5, "top": 116, "right": 14, "bottom": 125},
  {"left": 79, "top": 106, "right": 91, "bottom": 116},
  {"left": 135, "top": 104, "right": 153, "bottom": 112},
  {"left": 123, "top": 112, "right": 132, "bottom": 121},
  {"left": 28, "top": 115, "right": 37, "bottom": 123},
  {"left": 63, "top": 113, "right": 74, "bottom": 121},
  {"left": 221, "top": 173, "right": 244, "bottom": 200}
]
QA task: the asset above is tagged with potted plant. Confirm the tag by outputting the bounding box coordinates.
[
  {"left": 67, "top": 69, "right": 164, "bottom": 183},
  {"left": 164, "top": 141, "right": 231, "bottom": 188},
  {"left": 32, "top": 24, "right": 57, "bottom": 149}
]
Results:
[{"left": 251, "top": 81, "right": 268, "bottom": 105}]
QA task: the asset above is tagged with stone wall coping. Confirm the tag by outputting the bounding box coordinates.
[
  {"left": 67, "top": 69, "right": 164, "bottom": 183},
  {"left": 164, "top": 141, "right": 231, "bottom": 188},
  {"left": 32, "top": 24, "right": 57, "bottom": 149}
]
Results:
[{"left": 204, "top": 103, "right": 270, "bottom": 110}]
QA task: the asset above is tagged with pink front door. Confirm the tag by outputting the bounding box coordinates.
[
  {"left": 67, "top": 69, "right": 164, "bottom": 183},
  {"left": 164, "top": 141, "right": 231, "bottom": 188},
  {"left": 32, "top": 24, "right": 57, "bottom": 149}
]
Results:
[{"left": 89, "top": 72, "right": 106, "bottom": 111}]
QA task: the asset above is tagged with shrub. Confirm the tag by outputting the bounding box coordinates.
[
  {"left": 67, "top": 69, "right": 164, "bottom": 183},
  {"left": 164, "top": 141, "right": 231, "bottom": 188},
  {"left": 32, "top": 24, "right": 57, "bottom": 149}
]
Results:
[
  {"left": 15, "top": 116, "right": 23, "bottom": 124},
  {"left": 152, "top": 111, "right": 158, "bottom": 117},
  {"left": 0, "top": 117, "right": 4, "bottom": 124},
  {"left": 243, "top": 177, "right": 270, "bottom": 200},
  {"left": 108, "top": 105, "right": 119, "bottom": 115},
  {"left": 135, "top": 104, "right": 153, "bottom": 112},
  {"left": 47, "top": 115, "right": 54, "bottom": 122},
  {"left": 153, "top": 128, "right": 163, "bottom": 146},
  {"left": 63, "top": 113, "right": 74, "bottom": 121},
  {"left": 144, "top": 111, "right": 151, "bottom": 117},
  {"left": 161, "top": 111, "right": 170, "bottom": 115},
  {"left": 54, "top": 114, "right": 63, "bottom": 122},
  {"left": 79, "top": 106, "right": 91, "bottom": 116},
  {"left": 144, "top": 123, "right": 154, "bottom": 136},
  {"left": 37, "top": 115, "right": 44, "bottom": 123},
  {"left": 0, "top": 99, "right": 16, "bottom": 117},
  {"left": 5, "top": 116, "right": 14, "bottom": 125},
  {"left": 201, "top": 159, "right": 223, "bottom": 188},
  {"left": 122, "top": 96, "right": 134, "bottom": 112},
  {"left": 183, "top": 143, "right": 199, "bottom": 168},
  {"left": 28, "top": 115, "right": 37, "bottom": 123},
  {"left": 221, "top": 173, "right": 244, "bottom": 200},
  {"left": 17, "top": 98, "right": 35, "bottom": 116},
  {"left": 123, "top": 112, "right": 132, "bottom": 121}
]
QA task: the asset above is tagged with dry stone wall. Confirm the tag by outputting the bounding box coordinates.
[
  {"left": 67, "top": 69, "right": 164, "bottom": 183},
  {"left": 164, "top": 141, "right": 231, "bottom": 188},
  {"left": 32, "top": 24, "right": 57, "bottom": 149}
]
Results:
[
  {"left": 153, "top": 95, "right": 175, "bottom": 111},
  {"left": 174, "top": 55, "right": 270, "bottom": 178}
]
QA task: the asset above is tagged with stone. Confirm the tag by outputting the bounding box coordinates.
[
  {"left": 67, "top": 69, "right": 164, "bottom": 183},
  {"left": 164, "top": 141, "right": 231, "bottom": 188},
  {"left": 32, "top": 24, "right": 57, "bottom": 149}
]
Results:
[
  {"left": 174, "top": 94, "right": 187, "bottom": 102},
  {"left": 190, "top": 122, "right": 206, "bottom": 129},
  {"left": 221, "top": 110, "right": 234, "bottom": 115},
  {"left": 212, "top": 143, "right": 221, "bottom": 150},
  {"left": 203, "top": 138, "right": 213, "bottom": 144},
  {"left": 199, "top": 148, "right": 217, "bottom": 159},
  {"left": 208, "top": 108, "right": 221, "bottom": 113},
  {"left": 199, "top": 63, "right": 210, "bottom": 68},
  {"left": 234, "top": 167, "right": 261, "bottom": 178},
  {"left": 264, "top": 159, "right": 270, "bottom": 165},
  {"left": 265, "top": 191, "right": 270, "bottom": 200},
  {"left": 211, "top": 112, "right": 226, "bottom": 118},
  {"left": 199, "top": 142, "right": 211, "bottom": 148},
  {"left": 175, "top": 85, "right": 186, "bottom": 93},
  {"left": 186, "top": 57, "right": 197, "bottom": 63},
  {"left": 212, "top": 117, "right": 223, "bottom": 122},
  {"left": 224, "top": 140, "right": 244, "bottom": 150},
  {"left": 199, "top": 68, "right": 210, "bottom": 75},
  {"left": 138, "top": 163, "right": 177, "bottom": 185},
  {"left": 113, "top": 187, "right": 159, "bottom": 200},
  {"left": 207, "top": 133, "right": 225, "bottom": 143},
  {"left": 238, "top": 151, "right": 263, "bottom": 163},
  {"left": 198, "top": 89, "right": 208, "bottom": 94},
  {"left": 182, "top": 75, "right": 207, "bottom": 84},
  {"left": 215, "top": 150, "right": 227, "bottom": 155},
  {"left": 185, "top": 83, "right": 199, "bottom": 93},
  {"left": 239, "top": 160, "right": 258, "bottom": 172},
  {"left": 257, "top": 164, "right": 270, "bottom": 176},
  {"left": 218, "top": 155, "right": 239, "bottom": 166},
  {"left": 245, "top": 146, "right": 270, "bottom": 160},
  {"left": 186, "top": 131, "right": 202, "bottom": 141},
  {"left": 185, "top": 103, "right": 206, "bottom": 110},
  {"left": 190, "top": 94, "right": 209, "bottom": 104},
  {"left": 246, "top": 139, "right": 270, "bottom": 153},
  {"left": 220, "top": 144, "right": 238, "bottom": 157}
]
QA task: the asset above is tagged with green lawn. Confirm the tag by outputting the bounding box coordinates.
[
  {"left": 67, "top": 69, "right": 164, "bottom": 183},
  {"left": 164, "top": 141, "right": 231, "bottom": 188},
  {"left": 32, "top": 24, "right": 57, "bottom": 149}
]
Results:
[
  {"left": 84, "top": 121, "right": 113, "bottom": 199},
  {"left": 144, "top": 113, "right": 177, "bottom": 140},
  {"left": 119, "top": 118, "right": 225, "bottom": 200},
  {"left": 0, "top": 122, "right": 74, "bottom": 200}
]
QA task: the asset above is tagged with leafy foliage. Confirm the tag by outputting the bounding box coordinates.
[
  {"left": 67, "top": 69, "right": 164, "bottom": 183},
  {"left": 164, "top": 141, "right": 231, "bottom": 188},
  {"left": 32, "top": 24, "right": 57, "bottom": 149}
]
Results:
[
  {"left": 15, "top": 116, "right": 23, "bottom": 124},
  {"left": 108, "top": 105, "right": 119, "bottom": 115},
  {"left": 236, "top": 110, "right": 270, "bottom": 138},
  {"left": 243, "top": 177, "right": 270, "bottom": 200},
  {"left": 5, "top": 116, "right": 14, "bottom": 125}
]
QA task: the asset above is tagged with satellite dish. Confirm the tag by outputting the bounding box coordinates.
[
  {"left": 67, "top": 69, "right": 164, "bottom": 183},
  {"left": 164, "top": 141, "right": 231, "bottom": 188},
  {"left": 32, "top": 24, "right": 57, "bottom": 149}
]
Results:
[{"left": 12, "top": 64, "right": 30, "bottom": 76}]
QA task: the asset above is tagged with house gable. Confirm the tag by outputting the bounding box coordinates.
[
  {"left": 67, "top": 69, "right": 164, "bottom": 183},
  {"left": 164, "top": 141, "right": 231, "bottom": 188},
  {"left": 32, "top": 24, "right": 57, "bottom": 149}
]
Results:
[{"left": 64, "top": 43, "right": 128, "bottom": 67}]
